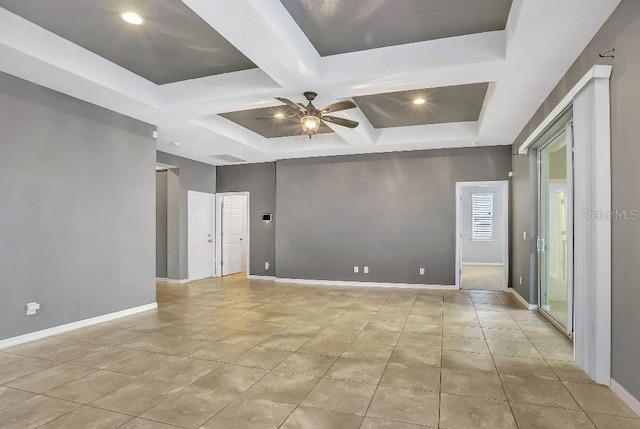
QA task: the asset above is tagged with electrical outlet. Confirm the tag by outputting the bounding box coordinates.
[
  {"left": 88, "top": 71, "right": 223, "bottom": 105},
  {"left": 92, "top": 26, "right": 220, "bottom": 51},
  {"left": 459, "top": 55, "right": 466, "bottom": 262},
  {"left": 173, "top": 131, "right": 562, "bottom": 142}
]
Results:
[
  {"left": 519, "top": 276, "right": 523, "bottom": 285},
  {"left": 26, "top": 302, "right": 40, "bottom": 316},
  {"left": 364, "top": 266, "right": 369, "bottom": 274},
  {"left": 419, "top": 268, "right": 425, "bottom": 275},
  {"left": 353, "top": 266, "right": 359, "bottom": 273},
  {"left": 265, "top": 262, "right": 270, "bottom": 270}
]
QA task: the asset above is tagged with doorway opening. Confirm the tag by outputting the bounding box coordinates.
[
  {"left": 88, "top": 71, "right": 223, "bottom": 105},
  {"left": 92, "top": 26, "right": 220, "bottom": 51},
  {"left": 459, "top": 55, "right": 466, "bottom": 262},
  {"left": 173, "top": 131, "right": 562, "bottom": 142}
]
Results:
[
  {"left": 456, "top": 181, "right": 509, "bottom": 290},
  {"left": 215, "top": 192, "right": 249, "bottom": 277}
]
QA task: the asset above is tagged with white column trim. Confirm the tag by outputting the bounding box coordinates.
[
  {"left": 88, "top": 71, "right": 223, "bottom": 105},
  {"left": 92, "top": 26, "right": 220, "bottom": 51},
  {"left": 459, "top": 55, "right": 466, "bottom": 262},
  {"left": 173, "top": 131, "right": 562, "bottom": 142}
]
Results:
[{"left": 572, "top": 68, "right": 612, "bottom": 385}]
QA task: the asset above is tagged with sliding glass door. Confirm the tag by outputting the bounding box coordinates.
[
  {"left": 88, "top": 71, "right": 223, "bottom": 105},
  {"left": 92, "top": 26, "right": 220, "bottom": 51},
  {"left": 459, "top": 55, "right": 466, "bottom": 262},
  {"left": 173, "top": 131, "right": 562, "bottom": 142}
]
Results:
[{"left": 538, "top": 123, "right": 573, "bottom": 336}]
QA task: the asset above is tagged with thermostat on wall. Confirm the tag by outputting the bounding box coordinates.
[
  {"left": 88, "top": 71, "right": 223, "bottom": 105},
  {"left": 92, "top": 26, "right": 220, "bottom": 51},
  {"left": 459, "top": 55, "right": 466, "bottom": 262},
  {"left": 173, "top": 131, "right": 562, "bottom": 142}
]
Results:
[{"left": 262, "top": 213, "right": 272, "bottom": 222}]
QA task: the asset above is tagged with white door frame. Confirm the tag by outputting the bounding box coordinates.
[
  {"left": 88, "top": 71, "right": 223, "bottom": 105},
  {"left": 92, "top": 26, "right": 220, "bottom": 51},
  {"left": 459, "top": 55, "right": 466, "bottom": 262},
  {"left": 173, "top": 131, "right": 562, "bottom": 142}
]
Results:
[
  {"left": 187, "top": 190, "right": 215, "bottom": 281},
  {"left": 215, "top": 192, "right": 250, "bottom": 277},
  {"left": 455, "top": 180, "right": 510, "bottom": 290}
]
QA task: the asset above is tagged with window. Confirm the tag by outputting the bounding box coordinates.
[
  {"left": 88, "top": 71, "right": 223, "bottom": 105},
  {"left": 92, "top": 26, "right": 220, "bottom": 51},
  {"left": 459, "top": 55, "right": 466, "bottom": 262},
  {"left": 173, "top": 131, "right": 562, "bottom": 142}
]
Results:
[{"left": 472, "top": 193, "right": 494, "bottom": 241}]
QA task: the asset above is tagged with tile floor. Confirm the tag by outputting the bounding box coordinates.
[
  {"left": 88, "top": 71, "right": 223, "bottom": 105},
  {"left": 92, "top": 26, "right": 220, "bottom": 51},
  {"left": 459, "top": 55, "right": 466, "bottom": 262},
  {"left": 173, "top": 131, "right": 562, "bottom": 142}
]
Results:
[
  {"left": 0, "top": 274, "right": 638, "bottom": 428},
  {"left": 460, "top": 265, "right": 505, "bottom": 290}
]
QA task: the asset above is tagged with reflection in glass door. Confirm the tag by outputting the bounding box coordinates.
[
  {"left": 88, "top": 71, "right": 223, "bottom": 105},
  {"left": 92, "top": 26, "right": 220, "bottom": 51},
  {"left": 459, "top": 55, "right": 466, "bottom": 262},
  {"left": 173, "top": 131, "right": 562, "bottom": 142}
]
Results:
[{"left": 538, "top": 124, "right": 573, "bottom": 336}]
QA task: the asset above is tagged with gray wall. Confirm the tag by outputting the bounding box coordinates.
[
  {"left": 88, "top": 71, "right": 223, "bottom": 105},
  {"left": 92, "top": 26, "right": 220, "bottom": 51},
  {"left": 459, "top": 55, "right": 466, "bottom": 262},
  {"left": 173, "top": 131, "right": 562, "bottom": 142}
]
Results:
[
  {"left": 510, "top": 0, "right": 640, "bottom": 399},
  {"left": 156, "top": 171, "right": 168, "bottom": 278},
  {"left": 0, "top": 72, "right": 156, "bottom": 340},
  {"left": 276, "top": 147, "right": 511, "bottom": 285},
  {"left": 461, "top": 184, "right": 505, "bottom": 265},
  {"left": 156, "top": 152, "right": 216, "bottom": 280},
  {"left": 216, "top": 163, "right": 277, "bottom": 276}
]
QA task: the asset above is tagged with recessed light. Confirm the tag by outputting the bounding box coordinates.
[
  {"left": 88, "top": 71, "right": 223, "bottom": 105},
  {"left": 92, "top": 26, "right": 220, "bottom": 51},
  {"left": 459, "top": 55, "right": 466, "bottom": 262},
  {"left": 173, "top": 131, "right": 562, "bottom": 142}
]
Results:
[
  {"left": 120, "top": 11, "right": 145, "bottom": 25},
  {"left": 172, "top": 142, "right": 180, "bottom": 147},
  {"left": 274, "top": 113, "right": 285, "bottom": 119},
  {"left": 470, "top": 142, "right": 479, "bottom": 146},
  {"left": 413, "top": 98, "right": 426, "bottom": 105}
]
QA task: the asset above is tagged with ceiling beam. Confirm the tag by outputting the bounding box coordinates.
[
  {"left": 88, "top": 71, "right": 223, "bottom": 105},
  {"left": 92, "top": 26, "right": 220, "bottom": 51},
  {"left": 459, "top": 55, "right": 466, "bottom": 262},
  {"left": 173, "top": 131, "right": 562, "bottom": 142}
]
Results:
[
  {"left": 322, "top": 106, "right": 380, "bottom": 146},
  {"left": 188, "top": 115, "right": 270, "bottom": 153},
  {"left": 321, "top": 31, "right": 507, "bottom": 95},
  {"left": 181, "top": 0, "right": 321, "bottom": 90}
]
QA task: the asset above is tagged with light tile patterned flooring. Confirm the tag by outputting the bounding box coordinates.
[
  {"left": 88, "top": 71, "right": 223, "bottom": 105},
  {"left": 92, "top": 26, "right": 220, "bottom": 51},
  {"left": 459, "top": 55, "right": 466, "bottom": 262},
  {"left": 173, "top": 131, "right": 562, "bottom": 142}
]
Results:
[{"left": 0, "top": 274, "right": 638, "bottom": 428}]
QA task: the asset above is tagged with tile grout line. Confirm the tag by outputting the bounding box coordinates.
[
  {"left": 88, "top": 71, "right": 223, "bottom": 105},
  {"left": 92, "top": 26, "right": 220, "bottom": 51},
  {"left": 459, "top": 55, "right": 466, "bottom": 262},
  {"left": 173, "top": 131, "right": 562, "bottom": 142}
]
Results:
[
  {"left": 480, "top": 290, "right": 522, "bottom": 429},
  {"left": 273, "top": 290, "right": 394, "bottom": 428},
  {"left": 357, "top": 289, "right": 420, "bottom": 428}
]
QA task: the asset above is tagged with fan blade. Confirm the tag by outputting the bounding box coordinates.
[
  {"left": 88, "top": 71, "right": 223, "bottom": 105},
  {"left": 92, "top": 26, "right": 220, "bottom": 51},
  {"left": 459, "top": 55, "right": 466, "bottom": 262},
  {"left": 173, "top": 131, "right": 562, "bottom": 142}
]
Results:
[
  {"left": 275, "top": 97, "right": 306, "bottom": 112},
  {"left": 255, "top": 114, "right": 296, "bottom": 120},
  {"left": 322, "top": 115, "right": 359, "bottom": 129},
  {"left": 321, "top": 100, "right": 357, "bottom": 114}
]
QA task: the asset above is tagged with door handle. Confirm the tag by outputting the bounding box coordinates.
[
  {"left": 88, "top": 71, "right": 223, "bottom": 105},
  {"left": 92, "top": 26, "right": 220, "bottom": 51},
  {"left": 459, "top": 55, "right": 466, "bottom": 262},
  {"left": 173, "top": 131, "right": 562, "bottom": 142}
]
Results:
[
  {"left": 208, "top": 239, "right": 212, "bottom": 243},
  {"left": 537, "top": 238, "right": 545, "bottom": 252}
]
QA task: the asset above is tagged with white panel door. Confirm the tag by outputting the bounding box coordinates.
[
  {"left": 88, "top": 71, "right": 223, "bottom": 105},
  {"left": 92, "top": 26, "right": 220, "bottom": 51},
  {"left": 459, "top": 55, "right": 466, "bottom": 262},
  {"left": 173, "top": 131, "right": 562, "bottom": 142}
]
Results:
[
  {"left": 187, "top": 191, "right": 214, "bottom": 281},
  {"left": 222, "top": 195, "right": 247, "bottom": 276}
]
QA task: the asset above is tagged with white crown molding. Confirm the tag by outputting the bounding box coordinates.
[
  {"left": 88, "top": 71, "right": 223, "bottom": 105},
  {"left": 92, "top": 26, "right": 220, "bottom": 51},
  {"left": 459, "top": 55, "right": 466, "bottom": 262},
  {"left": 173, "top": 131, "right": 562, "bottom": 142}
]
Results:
[{"left": 0, "top": 303, "right": 157, "bottom": 350}]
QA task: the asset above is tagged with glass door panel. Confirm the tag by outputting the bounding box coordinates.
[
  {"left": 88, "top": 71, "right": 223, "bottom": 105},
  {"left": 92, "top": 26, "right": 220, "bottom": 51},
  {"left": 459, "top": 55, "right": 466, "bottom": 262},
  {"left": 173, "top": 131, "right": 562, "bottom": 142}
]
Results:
[{"left": 539, "top": 126, "right": 573, "bottom": 335}]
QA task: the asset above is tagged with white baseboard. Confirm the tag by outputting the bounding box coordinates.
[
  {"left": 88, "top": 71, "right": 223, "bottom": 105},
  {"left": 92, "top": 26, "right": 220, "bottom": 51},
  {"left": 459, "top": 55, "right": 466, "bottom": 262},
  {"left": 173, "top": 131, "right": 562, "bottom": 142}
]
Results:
[
  {"left": 247, "top": 275, "right": 275, "bottom": 280},
  {"left": 508, "top": 288, "right": 538, "bottom": 310},
  {"left": 0, "top": 302, "right": 158, "bottom": 350},
  {"left": 275, "top": 277, "right": 457, "bottom": 290},
  {"left": 462, "top": 262, "right": 504, "bottom": 266},
  {"left": 611, "top": 379, "right": 640, "bottom": 416},
  {"left": 156, "top": 277, "right": 167, "bottom": 282},
  {"left": 166, "top": 279, "right": 190, "bottom": 284}
]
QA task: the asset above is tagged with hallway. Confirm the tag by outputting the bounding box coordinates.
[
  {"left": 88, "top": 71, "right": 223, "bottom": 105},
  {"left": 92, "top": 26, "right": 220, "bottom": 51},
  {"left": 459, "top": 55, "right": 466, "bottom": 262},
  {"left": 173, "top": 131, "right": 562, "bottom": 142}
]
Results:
[{"left": 0, "top": 276, "right": 637, "bottom": 428}]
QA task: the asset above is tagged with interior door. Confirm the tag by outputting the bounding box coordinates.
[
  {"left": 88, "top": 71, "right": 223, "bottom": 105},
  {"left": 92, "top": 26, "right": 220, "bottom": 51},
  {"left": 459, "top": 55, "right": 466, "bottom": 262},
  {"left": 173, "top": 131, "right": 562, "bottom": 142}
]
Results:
[
  {"left": 538, "top": 123, "right": 574, "bottom": 336},
  {"left": 221, "top": 195, "right": 247, "bottom": 276},
  {"left": 187, "top": 191, "right": 214, "bottom": 281}
]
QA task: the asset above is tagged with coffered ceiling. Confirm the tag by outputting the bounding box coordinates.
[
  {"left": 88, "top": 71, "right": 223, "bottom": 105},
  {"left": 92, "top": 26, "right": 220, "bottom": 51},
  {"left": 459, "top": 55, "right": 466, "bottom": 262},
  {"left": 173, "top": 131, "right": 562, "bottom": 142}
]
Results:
[{"left": 0, "top": 0, "right": 621, "bottom": 165}]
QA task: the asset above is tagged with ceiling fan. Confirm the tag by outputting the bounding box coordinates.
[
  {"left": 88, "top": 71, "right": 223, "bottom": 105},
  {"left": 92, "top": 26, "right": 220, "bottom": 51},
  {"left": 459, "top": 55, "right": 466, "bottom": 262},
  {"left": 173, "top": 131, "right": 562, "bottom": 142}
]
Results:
[{"left": 259, "top": 92, "right": 359, "bottom": 138}]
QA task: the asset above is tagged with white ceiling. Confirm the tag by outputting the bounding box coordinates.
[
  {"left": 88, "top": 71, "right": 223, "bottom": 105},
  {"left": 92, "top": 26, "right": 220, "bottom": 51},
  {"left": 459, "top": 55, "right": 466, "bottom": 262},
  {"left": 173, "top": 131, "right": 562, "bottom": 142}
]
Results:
[{"left": 0, "top": 0, "right": 621, "bottom": 166}]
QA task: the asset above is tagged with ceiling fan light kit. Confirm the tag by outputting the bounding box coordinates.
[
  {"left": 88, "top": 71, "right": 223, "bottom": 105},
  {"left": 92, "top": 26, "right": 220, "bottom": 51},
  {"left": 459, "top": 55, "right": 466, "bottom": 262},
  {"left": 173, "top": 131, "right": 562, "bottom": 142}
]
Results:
[{"left": 266, "top": 91, "right": 359, "bottom": 138}]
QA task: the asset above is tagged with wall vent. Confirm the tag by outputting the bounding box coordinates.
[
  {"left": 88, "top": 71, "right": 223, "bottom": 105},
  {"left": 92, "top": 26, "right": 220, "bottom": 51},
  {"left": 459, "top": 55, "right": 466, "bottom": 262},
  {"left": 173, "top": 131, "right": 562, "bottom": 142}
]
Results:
[{"left": 211, "top": 154, "right": 246, "bottom": 163}]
